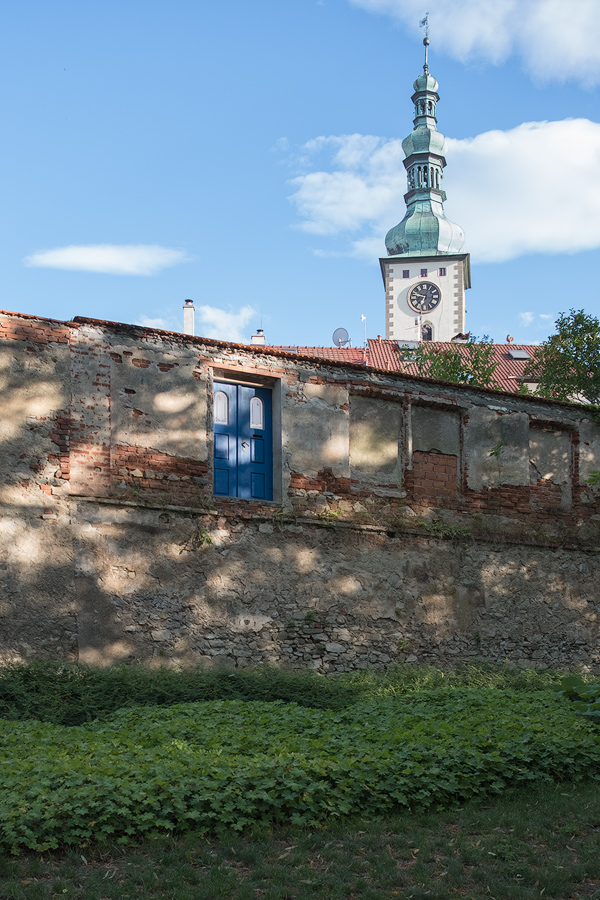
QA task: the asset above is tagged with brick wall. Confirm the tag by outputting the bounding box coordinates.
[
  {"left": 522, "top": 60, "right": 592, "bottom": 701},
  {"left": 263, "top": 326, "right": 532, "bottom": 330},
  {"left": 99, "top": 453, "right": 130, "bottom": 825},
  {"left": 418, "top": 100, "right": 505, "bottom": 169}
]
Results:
[
  {"left": 112, "top": 444, "right": 209, "bottom": 504},
  {"left": 405, "top": 450, "right": 458, "bottom": 503}
]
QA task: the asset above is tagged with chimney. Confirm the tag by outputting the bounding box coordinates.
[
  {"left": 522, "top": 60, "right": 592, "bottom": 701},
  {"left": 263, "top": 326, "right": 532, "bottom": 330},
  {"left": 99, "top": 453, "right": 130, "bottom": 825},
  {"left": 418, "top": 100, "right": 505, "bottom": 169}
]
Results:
[
  {"left": 183, "top": 299, "right": 195, "bottom": 336},
  {"left": 251, "top": 328, "right": 266, "bottom": 345}
]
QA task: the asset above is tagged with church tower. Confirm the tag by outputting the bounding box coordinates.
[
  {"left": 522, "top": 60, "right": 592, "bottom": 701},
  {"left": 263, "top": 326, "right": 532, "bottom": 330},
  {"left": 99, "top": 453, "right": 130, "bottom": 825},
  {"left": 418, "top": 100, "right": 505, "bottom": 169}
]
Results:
[{"left": 380, "top": 35, "right": 470, "bottom": 342}]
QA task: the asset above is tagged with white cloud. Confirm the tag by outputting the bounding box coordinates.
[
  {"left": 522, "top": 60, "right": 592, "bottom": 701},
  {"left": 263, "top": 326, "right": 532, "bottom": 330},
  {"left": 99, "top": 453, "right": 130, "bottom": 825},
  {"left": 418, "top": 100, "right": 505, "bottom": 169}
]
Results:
[
  {"left": 348, "top": 0, "right": 600, "bottom": 85},
  {"left": 539, "top": 313, "right": 553, "bottom": 320},
  {"left": 291, "top": 135, "right": 404, "bottom": 237},
  {"left": 197, "top": 305, "right": 257, "bottom": 343},
  {"left": 271, "top": 137, "right": 290, "bottom": 152},
  {"left": 289, "top": 119, "right": 600, "bottom": 263},
  {"left": 24, "top": 244, "right": 189, "bottom": 276},
  {"left": 136, "top": 314, "right": 179, "bottom": 331},
  {"left": 519, "top": 312, "right": 534, "bottom": 326}
]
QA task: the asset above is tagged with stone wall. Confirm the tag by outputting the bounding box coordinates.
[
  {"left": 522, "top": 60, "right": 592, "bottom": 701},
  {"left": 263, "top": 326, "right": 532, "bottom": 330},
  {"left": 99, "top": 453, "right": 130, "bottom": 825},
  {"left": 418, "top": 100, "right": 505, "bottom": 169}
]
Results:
[
  {"left": 4, "top": 499, "right": 598, "bottom": 672},
  {"left": 0, "top": 308, "right": 599, "bottom": 671}
]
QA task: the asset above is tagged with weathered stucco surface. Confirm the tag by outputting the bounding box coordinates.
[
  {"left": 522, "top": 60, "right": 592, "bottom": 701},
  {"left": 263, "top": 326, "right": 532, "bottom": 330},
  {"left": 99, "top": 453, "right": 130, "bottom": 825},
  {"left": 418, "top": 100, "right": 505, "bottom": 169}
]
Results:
[
  {"left": 465, "top": 407, "right": 530, "bottom": 490},
  {"left": 284, "top": 382, "right": 350, "bottom": 479},
  {"left": 110, "top": 335, "right": 208, "bottom": 461},
  {"left": 349, "top": 395, "right": 401, "bottom": 483},
  {"left": 412, "top": 406, "right": 460, "bottom": 457}
]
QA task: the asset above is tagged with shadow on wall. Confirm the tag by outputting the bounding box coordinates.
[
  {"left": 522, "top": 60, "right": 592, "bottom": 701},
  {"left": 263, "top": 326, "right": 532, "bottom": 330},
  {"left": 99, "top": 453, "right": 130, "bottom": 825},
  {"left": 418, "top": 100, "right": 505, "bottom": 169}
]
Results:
[{"left": 2, "top": 490, "right": 597, "bottom": 672}]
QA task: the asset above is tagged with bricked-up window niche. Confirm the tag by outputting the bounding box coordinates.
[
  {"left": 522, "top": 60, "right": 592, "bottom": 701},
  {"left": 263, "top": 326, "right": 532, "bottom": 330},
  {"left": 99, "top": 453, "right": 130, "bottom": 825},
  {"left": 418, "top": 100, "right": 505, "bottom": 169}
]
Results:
[{"left": 408, "top": 405, "right": 461, "bottom": 504}]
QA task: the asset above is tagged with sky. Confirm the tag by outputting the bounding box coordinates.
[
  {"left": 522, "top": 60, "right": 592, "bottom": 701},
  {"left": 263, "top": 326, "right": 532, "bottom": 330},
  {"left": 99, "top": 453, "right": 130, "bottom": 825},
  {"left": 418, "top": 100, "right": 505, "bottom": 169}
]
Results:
[{"left": 1, "top": 0, "right": 600, "bottom": 348}]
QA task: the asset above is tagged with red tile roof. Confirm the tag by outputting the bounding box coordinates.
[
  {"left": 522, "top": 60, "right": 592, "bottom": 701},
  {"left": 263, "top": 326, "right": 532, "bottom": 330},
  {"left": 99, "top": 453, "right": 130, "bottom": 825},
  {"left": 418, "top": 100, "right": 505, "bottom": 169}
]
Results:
[
  {"left": 271, "top": 340, "right": 539, "bottom": 394},
  {"left": 365, "top": 339, "right": 539, "bottom": 393},
  {"left": 274, "top": 345, "right": 368, "bottom": 364}
]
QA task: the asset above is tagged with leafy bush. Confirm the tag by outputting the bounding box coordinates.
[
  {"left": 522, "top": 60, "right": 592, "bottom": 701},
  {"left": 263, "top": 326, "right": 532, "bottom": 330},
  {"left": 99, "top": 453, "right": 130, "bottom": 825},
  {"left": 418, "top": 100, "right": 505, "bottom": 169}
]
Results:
[
  {"left": 1, "top": 690, "right": 599, "bottom": 852},
  {"left": 554, "top": 675, "right": 600, "bottom": 722},
  {"left": 0, "top": 661, "right": 571, "bottom": 726},
  {"left": 0, "top": 661, "right": 360, "bottom": 724}
]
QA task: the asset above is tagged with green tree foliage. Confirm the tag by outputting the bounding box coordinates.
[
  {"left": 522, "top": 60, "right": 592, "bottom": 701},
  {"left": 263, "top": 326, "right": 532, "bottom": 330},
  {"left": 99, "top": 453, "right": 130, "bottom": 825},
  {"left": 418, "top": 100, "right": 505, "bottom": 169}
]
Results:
[
  {"left": 400, "top": 334, "right": 499, "bottom": 389},
  {"left": 524, "top": 309, "right": 600, "bottom": 404}
]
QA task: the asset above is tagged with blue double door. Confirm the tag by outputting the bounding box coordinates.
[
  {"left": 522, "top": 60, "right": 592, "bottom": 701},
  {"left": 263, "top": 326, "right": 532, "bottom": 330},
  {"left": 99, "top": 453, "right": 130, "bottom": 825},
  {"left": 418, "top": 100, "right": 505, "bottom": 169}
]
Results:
[{"left": 213, "top": 381, "right": 273, "bottom": 500}]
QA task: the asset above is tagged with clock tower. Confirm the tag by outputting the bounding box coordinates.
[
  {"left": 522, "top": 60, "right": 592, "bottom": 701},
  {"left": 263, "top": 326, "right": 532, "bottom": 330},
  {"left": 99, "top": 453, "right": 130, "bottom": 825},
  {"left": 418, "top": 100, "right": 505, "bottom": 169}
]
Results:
[{"left": 380, "top": 37, "right": 470, "bottom": 343}]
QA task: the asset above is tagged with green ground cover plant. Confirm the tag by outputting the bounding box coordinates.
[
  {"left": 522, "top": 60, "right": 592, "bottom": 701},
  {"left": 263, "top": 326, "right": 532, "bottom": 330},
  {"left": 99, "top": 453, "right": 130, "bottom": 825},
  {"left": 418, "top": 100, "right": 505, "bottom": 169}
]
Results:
[{"left": 1, "top": 690, "right": 599, "bottom": 852}]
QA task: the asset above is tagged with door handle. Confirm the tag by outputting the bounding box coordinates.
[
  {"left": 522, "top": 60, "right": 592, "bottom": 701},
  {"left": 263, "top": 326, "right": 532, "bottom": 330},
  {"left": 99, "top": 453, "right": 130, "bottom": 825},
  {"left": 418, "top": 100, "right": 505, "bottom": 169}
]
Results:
[{"left": 241, "top": 440, "right": 249, "bottom": 450}]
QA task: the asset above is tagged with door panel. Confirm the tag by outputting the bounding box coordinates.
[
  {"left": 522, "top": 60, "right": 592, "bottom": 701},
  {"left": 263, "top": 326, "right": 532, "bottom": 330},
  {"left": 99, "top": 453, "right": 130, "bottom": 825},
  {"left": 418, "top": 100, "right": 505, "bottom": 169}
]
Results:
[
  {"left": 213, "top": 382, "right": 238, "bottom": 496},
  {"left": 214, "top": 468, "right": 230, "bottom": 495},
  {"left": 213, "top": 382, "right": 273, "bottom": 500},
  {"left": 251, "top": 437, "right": 264, "bottom": 464},
  {"left": 214, "top": 433, "right": 230, "bottom": 459},
  {"left": 251, "top": 473, "right": 265, "bottom": 498}
]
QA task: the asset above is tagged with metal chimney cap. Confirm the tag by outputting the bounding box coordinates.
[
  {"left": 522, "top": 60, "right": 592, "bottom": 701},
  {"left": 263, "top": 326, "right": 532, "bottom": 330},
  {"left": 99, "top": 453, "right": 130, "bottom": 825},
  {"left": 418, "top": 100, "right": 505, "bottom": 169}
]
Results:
[{"left": 184, "top": 298, "right": 194, "bottom": 306}]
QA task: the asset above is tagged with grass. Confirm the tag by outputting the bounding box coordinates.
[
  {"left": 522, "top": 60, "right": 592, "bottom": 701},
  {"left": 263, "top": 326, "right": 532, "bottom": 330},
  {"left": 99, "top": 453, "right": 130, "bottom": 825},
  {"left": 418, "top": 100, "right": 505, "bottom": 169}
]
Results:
[{"left": 0, "top": 782, "right": 599, "bottom": 900}]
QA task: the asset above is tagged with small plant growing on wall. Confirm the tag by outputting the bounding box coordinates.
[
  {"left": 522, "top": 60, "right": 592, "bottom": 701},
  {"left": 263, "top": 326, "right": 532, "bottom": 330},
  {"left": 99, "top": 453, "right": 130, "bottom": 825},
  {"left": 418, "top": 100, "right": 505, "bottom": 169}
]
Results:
[
  {"left": 420, "top": 519, "right": 472, "bottom": 541},
  {"left": 488, "top": 440, "right": 505, "bottom": 485},
  {"left": 588, "top": 469, "right": 600, "bottom": 486},
  {"left": 316, "top": 508, "right": 341, "bottom": 520},
  {"left": 179, "top": 526, "right": 213, "bottom": 554}
]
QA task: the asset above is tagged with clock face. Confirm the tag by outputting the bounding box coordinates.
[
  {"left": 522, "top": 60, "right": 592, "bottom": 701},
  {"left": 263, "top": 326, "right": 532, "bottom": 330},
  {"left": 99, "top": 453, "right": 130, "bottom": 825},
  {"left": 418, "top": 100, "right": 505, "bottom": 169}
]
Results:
[{"left": 407, "top": 281, "right": 442, "bottom": 313}]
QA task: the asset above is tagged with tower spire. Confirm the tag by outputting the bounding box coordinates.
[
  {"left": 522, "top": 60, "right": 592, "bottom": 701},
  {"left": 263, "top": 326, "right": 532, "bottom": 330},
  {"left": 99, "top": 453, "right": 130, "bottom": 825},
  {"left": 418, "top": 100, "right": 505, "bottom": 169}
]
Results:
[
  {"left": 384, "top": 33, "right": 465, "bottom": 258},
  {"left": 420, "top": 12, "right": 430, "bottom": 73}
]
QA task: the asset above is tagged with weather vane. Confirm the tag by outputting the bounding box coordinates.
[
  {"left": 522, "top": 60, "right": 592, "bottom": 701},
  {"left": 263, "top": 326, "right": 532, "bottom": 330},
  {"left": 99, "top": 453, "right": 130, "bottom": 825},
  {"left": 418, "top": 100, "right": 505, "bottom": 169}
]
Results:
[{"left": 419, "top": 12, "right": 430, "bottom": 71}]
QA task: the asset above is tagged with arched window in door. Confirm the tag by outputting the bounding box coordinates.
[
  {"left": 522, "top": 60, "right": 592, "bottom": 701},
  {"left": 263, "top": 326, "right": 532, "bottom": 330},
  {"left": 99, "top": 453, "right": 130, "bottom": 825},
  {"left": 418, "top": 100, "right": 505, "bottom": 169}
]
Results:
[
  {"left": 250, "top": 396, "right": 264, "bottom": 429},
  {"left": 214, "top": 390, "right": 229, "bottom": 425}
]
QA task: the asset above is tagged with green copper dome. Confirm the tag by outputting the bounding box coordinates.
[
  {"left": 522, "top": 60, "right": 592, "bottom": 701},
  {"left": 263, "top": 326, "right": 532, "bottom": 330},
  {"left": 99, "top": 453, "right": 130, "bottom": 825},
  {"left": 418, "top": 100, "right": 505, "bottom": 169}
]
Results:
[
  {"left": 385, "top": 40, "right": 465, "bottom": 258},
  {"left": 413, "top": 71, "right": 438, "bottom": 93}
]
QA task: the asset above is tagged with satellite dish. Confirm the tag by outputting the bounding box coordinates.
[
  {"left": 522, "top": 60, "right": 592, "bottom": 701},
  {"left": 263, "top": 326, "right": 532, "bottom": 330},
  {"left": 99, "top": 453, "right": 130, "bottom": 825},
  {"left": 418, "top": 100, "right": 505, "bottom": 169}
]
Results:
[{"left": 332, "top": 327, "right": 350, "bottom": 348}]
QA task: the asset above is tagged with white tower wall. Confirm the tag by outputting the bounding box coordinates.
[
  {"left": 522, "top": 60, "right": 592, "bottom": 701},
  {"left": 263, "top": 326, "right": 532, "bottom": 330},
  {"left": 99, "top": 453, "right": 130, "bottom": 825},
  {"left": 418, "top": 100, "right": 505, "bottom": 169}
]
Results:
[{"left": 382, "top": 254, "right": 469, "bottom": 342}]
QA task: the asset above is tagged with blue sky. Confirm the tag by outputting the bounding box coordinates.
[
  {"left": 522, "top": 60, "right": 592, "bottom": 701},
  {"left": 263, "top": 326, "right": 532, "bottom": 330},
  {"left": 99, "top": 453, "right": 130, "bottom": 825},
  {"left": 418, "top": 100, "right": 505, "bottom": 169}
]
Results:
[{"left": 1, "top": 0, "right": 599, "bottom": 347}]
